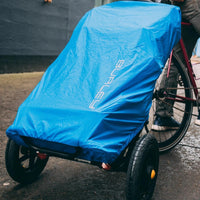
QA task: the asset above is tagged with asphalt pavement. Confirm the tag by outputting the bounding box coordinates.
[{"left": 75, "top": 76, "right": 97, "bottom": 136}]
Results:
[{"left": 0, "top": 61, "right": 200, "bottom": 200}]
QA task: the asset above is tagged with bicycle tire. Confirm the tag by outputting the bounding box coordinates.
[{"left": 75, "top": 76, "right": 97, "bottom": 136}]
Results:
[{"left": 149, "top": 53, "right": 193, "bottom": 153}]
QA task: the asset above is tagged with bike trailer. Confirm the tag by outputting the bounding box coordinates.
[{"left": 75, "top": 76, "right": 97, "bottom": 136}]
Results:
[{"left": 6, "top": 1, "right": 181, "bottom": 164}]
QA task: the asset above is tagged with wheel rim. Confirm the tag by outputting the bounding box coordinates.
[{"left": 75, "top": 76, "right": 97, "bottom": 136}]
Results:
[{"left": 18, "top": 146, "right": 40, "bottom": 172}]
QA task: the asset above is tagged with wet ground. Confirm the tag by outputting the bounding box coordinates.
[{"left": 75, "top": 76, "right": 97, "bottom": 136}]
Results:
[{"left": 0, "top": 69, "right": 200, "bottom": 200}]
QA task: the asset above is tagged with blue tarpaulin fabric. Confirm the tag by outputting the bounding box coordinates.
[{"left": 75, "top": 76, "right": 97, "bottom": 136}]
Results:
[{"left": 6, "top": 1, "right": 181, "bottom": 163}]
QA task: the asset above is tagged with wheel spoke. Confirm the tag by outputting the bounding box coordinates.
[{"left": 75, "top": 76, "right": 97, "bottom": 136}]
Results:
[
  {"left": 19, "top": 154, "right": 29, "bottom": 162},
  {"left": 29, "top": 153, "right": 36, "bottom": 169}
]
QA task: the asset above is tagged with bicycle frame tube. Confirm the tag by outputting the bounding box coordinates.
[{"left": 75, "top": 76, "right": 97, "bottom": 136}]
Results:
[
  {"left": 167, "top": 93, "right": 196, "bottom": 103},
  {"left": 165, "top": 28, "right": 198, "bottom": 104},
  {"left": 179, "top": 22, "right": 199, "bottom": 98},
  {"left": 179, "top": 38, "right": 199, "bottom": 98}
]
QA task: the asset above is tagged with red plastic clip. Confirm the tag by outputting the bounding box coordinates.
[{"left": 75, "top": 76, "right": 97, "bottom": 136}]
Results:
[{"left": 37, "top": 152, "right": 48, "bottom": 160}]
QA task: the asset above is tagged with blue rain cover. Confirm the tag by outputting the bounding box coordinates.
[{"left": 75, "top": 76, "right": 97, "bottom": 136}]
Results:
[{"left": 6, "top": 1, "right": 181, "bottom": 163}]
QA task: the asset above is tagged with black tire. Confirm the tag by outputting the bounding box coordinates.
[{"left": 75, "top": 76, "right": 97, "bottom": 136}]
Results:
[
  {"left": 126, "top": 134, "right": 159, "bottom": 200},
  {"left": 149, "top": 54, "right": 193, "bottom": 153},
  {"left": 5, "top": 139, "right": 49, "bottom": 184}
]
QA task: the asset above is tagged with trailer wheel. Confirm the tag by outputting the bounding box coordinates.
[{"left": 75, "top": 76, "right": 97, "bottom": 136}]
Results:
[
  {"left": 126, "top": 134, "right": 159, "bottom": 200},
  {"left": 5, "top": 139, "right": 49, "bottom": 184}
]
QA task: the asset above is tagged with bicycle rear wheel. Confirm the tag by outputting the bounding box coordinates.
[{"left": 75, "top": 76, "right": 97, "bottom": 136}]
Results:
[{"left": 148, "top": 54, "right": 193, "bottom": 153}]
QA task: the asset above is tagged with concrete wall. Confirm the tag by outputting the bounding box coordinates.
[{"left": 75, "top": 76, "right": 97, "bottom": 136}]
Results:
[{"left": 0, "top": 0, "right": 94, "bottom": 73}]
